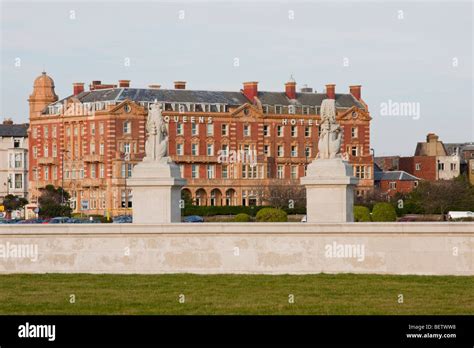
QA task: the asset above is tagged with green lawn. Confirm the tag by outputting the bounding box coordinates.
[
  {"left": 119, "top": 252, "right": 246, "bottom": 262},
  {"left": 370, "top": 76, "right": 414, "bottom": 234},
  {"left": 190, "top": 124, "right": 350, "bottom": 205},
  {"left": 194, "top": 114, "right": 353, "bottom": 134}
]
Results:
[{"left": 0, "top": 273, "right": 472, "bottom": 315}]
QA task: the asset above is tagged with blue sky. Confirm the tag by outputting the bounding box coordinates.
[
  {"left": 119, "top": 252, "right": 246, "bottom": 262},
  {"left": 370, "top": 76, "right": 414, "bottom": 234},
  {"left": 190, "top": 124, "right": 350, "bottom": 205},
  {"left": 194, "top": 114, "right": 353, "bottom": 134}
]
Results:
[{"left": 1, "top": 0, "right": 472, "bottom": 155}]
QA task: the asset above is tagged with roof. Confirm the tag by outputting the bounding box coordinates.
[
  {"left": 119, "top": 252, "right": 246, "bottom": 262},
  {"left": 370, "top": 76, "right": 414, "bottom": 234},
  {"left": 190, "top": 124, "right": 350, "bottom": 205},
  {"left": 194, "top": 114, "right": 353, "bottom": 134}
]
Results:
[
  {"left": 374, "top": 170, "right": 420, "bottom": 182},
  {"left": 45, "top": 87, "right": 365, "bottom": 114},
  {"left": 0, "top": 123, "right": 28, "bottom": 137}
]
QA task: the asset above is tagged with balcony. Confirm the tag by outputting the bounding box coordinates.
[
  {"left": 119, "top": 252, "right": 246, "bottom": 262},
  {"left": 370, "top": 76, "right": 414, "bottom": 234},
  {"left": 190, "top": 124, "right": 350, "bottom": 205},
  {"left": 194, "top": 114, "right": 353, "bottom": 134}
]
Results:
[
  {"left": 83, "top": 154, "right": 104, "bottom": 163},
  {"left": 37, "top": 157, "right": 59, "bottom": 165},
  {"left": 81, "top": 178, "right": 103, "bottom": 187},
  {"left": 174, "top": 155, "right": 218, "bottom": 163}
]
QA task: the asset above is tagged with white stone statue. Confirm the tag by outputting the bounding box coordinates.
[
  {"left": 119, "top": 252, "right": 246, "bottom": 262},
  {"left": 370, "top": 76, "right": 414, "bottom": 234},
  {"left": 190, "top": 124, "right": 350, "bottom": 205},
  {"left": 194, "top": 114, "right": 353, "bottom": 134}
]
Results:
[
  {"left": 144, "top": 103, "right": 168, "bottom": 162},
  {"left": 317, "top": 99, "right": 342, "bottom": 159}
]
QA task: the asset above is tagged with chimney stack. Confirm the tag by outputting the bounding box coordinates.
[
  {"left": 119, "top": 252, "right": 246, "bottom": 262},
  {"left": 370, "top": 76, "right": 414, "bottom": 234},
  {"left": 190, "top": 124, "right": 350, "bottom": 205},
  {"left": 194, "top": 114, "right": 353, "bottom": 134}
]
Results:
[
  {"left": 242, "top": 81, "right": 259, "bottom": 101},
  {"left": 325, "top": 84, "right": 336, "bottom": 99},
  {"left": 73, "top": 82, "right": 84, "bottom": 95},
  {"left": 285, "top": 79, "right": 297, "bottom": 99},
  {"left": 119, "top": 80, "right": 130, "bottom": 88},
  {"left": 349, "top": 85, "right": 362, "bottom": 100},
  {"left": 174, "top": 81, "right": 186, "bottom": 89},
  {"left": 3, "top": 118, "right": 14, "bottom": 125},
  {"left": 148, "top": 84, "right": 161, "bottom": 89}
]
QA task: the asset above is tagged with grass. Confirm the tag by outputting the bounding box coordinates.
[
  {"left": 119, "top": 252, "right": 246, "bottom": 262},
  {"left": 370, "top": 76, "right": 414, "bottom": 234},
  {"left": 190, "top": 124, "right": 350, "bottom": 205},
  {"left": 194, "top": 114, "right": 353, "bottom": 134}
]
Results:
[{"left": 0, "top": 273, "right": 472, "bottom": 315}]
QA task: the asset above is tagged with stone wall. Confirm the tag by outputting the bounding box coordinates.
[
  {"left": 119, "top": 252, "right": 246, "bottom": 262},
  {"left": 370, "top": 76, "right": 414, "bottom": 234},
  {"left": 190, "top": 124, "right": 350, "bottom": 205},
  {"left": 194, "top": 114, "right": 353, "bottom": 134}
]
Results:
[{"left": 0, "top": 223, "right": 473, "bottom": 275}]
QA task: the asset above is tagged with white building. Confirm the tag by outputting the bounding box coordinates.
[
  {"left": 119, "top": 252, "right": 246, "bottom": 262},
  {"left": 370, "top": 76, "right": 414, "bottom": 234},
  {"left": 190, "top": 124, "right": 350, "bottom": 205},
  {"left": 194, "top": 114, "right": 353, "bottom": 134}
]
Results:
[{"left": 0, "top": 120, "right": 29, "bottom": 201}]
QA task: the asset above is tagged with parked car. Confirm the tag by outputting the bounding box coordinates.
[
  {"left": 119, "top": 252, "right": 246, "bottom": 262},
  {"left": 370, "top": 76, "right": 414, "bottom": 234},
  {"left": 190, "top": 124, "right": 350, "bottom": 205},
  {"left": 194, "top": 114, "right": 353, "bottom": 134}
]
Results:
[
  {"left": 301, "top": 215, "right": 307, "bottom": 223},
  {"left": 113, "top": 215, "right": 132, "bottom": 223},
  {"left": 17, "top": 218, "right": 44, "bottom": 224},
  {"left": 447, "top": 211, "right": 474, "bottom": 220},
  {"left": 183, "top": 215, "right": 204, "bottom": 223},
  {"left": 48, "top": 217, "right": 71, "bottom": 224}
]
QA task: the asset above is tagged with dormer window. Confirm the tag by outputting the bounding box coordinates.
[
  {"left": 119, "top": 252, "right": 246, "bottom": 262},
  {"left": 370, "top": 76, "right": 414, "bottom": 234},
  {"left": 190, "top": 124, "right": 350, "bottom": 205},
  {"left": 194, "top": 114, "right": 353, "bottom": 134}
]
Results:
[{"left": 275, "top": 105, "right": 283, "bottom": 114}]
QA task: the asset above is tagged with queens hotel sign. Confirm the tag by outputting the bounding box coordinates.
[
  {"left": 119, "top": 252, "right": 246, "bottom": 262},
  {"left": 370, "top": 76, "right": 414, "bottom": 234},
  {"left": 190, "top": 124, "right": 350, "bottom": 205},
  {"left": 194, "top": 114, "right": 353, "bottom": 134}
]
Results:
[{"left": 162, "top": 115, "right": 319, "bottom": 126}]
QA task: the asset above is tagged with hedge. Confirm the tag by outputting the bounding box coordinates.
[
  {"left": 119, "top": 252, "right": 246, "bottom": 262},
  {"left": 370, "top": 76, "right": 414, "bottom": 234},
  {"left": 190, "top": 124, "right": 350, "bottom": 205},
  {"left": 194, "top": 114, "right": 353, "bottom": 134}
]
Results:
[
  {"left": 371, "top": 203, "right": 397, "bottom": 222},
  {"left": 234, "top": 213, "right": 251, "bottom": 222},
  {"left": 182, "top": 205, "right": 306, "bottom": 217},
  {"left": 256, "top": 208, "right": 288, "bottom": 222},
  {"left": 354, "top": 205, "right": 371, "bottom": 222}
]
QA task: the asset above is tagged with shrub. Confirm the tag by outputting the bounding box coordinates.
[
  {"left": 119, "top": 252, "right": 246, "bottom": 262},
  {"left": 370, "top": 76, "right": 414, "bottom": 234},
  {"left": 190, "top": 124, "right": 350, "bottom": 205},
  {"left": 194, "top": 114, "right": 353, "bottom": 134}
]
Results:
[
  {"left": 256, "top": 208, "right": 288, "bottom": 222},
  {"left": 234, "top": 213, "right": 251, "bottom": 222},
  {"left": 354, "top": 205, "right": 371, "bottom": 222},
  {"left": 371, "top": 203, "right": 397, "bottom": 222}
]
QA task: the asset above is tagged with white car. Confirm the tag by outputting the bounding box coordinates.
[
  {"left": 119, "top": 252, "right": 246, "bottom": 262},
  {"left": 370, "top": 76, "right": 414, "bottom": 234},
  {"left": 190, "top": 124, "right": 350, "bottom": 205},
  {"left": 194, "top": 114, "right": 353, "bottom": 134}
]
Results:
[
  {"left": 447, "top": 211, "right": 474, "bottom": 220},
  {"left": 301, "top": 215, "right": 307, "bottom": 223}
]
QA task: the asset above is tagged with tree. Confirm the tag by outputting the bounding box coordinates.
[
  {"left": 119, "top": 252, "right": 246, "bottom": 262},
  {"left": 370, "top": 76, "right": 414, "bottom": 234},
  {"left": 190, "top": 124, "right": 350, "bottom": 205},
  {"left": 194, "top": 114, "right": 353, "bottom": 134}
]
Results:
[
  {"left": 38, "top": 185, "right": 72, "bottom": 218},
  {"left": 2, "top": 194, "right": 28, "bottom": 219},
  {"left": 262, "top": 180, "right": 306, "bottom": 210},
  {"left": 256, "top": 207, "right": 288, "bottom": 222},
  {"left": 234, "top": 213, "right": 251, "bottom": 222}
]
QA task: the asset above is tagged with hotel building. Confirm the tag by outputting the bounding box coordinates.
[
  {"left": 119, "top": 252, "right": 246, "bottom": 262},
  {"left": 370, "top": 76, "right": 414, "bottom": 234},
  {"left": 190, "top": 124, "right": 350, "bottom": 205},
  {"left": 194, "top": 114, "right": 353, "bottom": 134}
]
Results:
[{"left": 28, "top": 72, "right": 373, "bottom": 215}]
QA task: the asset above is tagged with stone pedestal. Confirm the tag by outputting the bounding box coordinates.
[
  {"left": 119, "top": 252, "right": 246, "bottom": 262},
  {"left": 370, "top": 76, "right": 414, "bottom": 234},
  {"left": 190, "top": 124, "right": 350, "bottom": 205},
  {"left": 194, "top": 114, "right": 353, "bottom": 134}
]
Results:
[
  {"left": 300, "top": 158, "right": 359, "bottom": 223},
  {"left": 128, "top": 159, "right": 186, "bottom": 223}
]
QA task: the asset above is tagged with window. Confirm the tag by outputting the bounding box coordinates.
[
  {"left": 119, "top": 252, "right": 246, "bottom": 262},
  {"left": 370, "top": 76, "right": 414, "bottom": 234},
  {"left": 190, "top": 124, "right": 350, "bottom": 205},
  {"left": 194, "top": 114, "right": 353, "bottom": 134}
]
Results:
[
  {"left": 74, "top": 143, "right": 79, "bottom": 157},
  {"left": 44, "top": 145, "right": 49, "bottom": 158},
  {"left": 221, "top": 124, "right": 229, "bottom": 136},
  {"left": 206, "top": 124, "right": 214, "bottom": 136},
  {"left": 99, "top": 164, "right": 105, "bottom": 178},
  {"left": 176, "top": 143, "right": 184, "bottom": 156},
  {"left": 278, "top": 145, "right": 284, "bottom": 157},
  {"left": 207, "top": 143, "right": 214, "bottom": 156},
  {"left": 389, "top": 182, "right": 397, "bottom": 190},
  {"left": 263, "top": 125, "right": 270, "bottom": 136},
  {"left": 44, "top": 167, "right": 49, "bottom": 180},
  {"left": 414, "top": 181, "right": 419, "bottom": 188},
  {"left": 207, "top": 165, "right": 215, "bottom": 179},
  {"left": 121, "top": 163, "right": 133, "bottom": 178},
  {"left": 91, "top": 164, "right": 96, "bottom": 178},
  {"left": 52, "top": 144, "right": 57, "bottom": 158},
  {"left": 438, "top": 162, "right": 445, "bottom": 171},
  {"left": 291, "top": 145, "right": 298, "bottom": 157},
  {"left": 221, "top": 144, "right": 229, "bottom": 157},
  {"left": 222, "top": 165, "right": 228, "bottom": 179},
  {"left": 305, "top": 147, "right": 311, "bottom": 158},
  {"left": 14, "top": 174, "right": 22, "bottom": 189},
  {"left": 277, "top": 165, "right": 284, "bottom": 179},
  {"left": 351, "top": 146, "right": 358, "bottom": 156},
  {"left": 53, "top": 167, "right": 58, "bottom": 180},
  {"left": 13, "top": 139, "right": 20, "bottom": 148},
  {"left": 351, "top": 127, "right": 358, "bottom": 138},
  {"left": 90, "top": 142, "right": 96, "bottom": 154},
  {"left": 74, "top": 125, "right": 78, "bottom": 136},
  {"left": 191, "top": 123, "right": 199, "bottom": 136},
  {"left": 33, "top": 146, "right": 37, "bottom": 159},
  {"left": 79, "top": 167, "right": 84, "bottom": 179},
  {"left": 275, "top": 105, "right": 283, "bottom": 114},
  {"left": 191, "top": 164, "right": 199, "bottom": 178},
  {"left": 99, "top": 143, "right": 105, "bottom": 155},
  {"left": 355, "top": 166, "right": 370, "bottom": 179},
  {"left": 277, "top": 125, "right": 284, "bottom": 137},
  {"left": 81, "top": 125, "right": 86, "bottom": 135},
  {"left": 99, "top": 123, "right": 104, "bottom": 135},
  {"left": 66, "top": 126, "right": 71, "bottom": 137},
  {"left": 291, "top": 126, "right": 297, "bottom": 137},
  {"left": 123, "top": 142, "right": 131, "bottom": 154},
  {"left": 176, "top": 123, "right": 183, "bottom": 135},
  {"left": 264, "top": 144, "right": 270, "bottom": 156},
  {"left": 14, "top": 153, "right": 22, "bottom": 168},
  {"left": 52, "top": 126, "right": 57, "bottom": 137},
  {"left": 90, "top": 123, "right": 95, "bottom": 135},
  {"left": 303, "top": 106, "right": 310, "bottom": 115},
  {"left": 191, "top": 143, "right": 199, "bottom": 156},
  {"left": 305, "top": 126, "right": 311, "bottom": 137},
  {"left": 123, "top": 121, "right": 131, "bottom": 134},
  {"left": 243, "top": 124, "right": 250, "bottom": 137},
  {"left": 450, "top": 163, "right": 457, "bottom": 171},
  {"left": 291, "top": 166, "right": 298, "bottom": 179},
  {"left": 415, "top": 163, "right": 421, "bottom": 171}
]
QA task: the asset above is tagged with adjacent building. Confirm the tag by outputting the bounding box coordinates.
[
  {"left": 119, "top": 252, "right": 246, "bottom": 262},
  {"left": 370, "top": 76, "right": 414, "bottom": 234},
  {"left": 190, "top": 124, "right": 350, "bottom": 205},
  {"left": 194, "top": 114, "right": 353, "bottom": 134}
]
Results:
[
  {"left": 0, "top": 119, "right": 29, "bottom": 201},
  {"left": 28, "top": 72, "right": 373, "bottom": 216}
]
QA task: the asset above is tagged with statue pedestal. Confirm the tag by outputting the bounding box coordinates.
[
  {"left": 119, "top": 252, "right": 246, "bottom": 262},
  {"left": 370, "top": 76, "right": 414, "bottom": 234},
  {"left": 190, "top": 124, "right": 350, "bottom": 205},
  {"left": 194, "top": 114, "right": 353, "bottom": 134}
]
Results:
[
  {"left": 128, "top": 159, "right": 186, "bottom": 223},
  {"left": 300, "top": 158, "right": 359, "bottom": 223}
]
